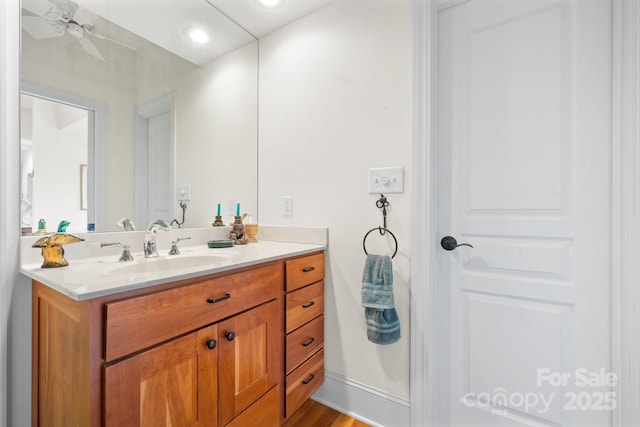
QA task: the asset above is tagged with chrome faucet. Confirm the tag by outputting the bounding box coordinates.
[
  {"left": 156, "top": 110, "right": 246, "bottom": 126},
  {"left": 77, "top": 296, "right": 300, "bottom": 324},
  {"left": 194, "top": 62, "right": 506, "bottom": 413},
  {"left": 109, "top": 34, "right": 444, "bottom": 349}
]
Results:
[{"left": 143, "top": 219, "right": 171, "bottom": 258}]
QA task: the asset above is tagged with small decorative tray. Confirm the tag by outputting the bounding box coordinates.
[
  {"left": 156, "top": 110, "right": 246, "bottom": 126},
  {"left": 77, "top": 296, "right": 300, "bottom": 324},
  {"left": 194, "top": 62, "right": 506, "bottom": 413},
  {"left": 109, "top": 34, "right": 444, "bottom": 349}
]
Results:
[{"left": 207, "top": 239, "right": 234, "bottom": 248}]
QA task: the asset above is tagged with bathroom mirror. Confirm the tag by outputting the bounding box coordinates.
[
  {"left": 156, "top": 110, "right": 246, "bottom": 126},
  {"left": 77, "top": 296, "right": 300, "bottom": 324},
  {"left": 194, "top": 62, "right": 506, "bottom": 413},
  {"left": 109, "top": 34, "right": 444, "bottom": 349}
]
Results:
[{"left": 20, "top": 0, "right": 258, "bottom": 234}]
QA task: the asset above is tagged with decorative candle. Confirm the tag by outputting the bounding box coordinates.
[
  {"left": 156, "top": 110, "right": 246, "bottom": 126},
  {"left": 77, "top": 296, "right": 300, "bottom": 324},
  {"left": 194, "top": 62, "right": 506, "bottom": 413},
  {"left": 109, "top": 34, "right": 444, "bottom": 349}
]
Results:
[
  {"left": 236, "top": 203, "right": 240, "bottom": 216},
  {"left": 217, "top": 203, "right": 221, "bottom": 216}
]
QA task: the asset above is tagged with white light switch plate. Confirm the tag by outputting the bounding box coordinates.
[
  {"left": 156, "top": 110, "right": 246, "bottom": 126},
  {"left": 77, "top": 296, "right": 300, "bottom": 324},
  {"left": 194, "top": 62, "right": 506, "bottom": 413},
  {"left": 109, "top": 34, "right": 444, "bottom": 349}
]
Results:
[
  {"left": 177, "top": 185, "right": 190, "bottom": 201},
  {"left": 368, "top": 166, "right": 404, "bottom": 193}
]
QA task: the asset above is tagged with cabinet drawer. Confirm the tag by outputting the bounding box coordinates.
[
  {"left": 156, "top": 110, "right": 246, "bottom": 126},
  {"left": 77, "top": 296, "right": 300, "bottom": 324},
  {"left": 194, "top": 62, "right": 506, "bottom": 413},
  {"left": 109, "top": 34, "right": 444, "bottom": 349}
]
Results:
[
  {"left": 286, "top": 315, "right": 324, "bottom": 374},
  {"left": 285, "top": 281, "right": 324, "bottom": 333},
  {"left": 286, "top": 253, "right": 324, "bottom": 292},
  {"left": 285, "top": 349, "right": 324, "bottom": 418},
  {"left": 105, "top": 263, "right": 281, "bottom": 361}
]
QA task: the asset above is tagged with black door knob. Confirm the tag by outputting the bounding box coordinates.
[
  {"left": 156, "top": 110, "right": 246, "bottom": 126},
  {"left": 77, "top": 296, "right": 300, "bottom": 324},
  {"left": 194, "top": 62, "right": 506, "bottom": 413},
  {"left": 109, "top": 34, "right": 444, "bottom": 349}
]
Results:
[
  {"left": 206, "top": 339, "right": 217, "bottom": 350},
  {"left": 441, "top": 236, "right": 473, "bottom": 251},
  {"left": 225, "top": 331, "right": 236, "bottom": 341}
]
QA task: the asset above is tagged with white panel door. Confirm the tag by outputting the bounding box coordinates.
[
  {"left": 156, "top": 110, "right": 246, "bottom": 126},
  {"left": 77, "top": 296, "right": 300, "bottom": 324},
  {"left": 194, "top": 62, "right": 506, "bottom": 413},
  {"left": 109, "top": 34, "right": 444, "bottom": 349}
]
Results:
[
  {"left": 146, "top": 111, "right": 173, "bottom": 223},
  {"left": 436, "top": 1, "right": 612, "bottom": 426}
]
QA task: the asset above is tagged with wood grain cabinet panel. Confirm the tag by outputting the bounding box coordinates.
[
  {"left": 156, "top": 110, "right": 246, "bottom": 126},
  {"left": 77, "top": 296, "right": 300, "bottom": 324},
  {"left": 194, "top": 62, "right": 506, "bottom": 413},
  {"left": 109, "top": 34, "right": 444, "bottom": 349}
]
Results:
[
  {"left": 286, "top": 315, "right": 324, "bottom": 374},
  {"left": 285, "top": 350, "right": 325, "bottom": 419},
  {"left": 283, "top": 252, "right": 325, "bottom": 423},
  {"left": 32, "top": 284, "right": 91, "bottom": 427},
  {"left": 226, "top": 385, "right": 280, "bottom": 427},
  {"left": 104, "top": 325, "right": 218, "bottom": 427},
  {"left": 32, "top": 258, "right": 292, "bottom": 427},
  {"left": 104, "top": 264, "right": 281, "bottom": 362},
  {"left": 285, "top": 281, "right": 324, "bottom": 334},
  {"left": 219, "top": 300, "right": 281, "bottom": 426},
  {"left": 285, "top": 253, "right": 324, "bottom": 292}
]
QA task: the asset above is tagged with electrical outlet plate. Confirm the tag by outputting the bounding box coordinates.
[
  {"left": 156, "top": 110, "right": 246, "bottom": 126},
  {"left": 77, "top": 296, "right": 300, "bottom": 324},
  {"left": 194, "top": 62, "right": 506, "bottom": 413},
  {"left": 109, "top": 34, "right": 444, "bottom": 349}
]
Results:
[
  {"left": 228, "top": 198, "right": 237, "bottom": 216},
  {"left": 282, "top": 195, "right": 293, "bottom": 216},
  {"left": 368, "top": 166, "right": 404, "bottom": 193},
  {"left": 177, "top": 185, "right": 190, "bottom": 201}
]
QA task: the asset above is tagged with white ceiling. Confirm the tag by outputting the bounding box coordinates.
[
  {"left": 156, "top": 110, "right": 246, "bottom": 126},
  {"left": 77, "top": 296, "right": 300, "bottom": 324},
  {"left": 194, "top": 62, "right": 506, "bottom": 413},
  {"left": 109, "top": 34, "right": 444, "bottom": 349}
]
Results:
[
  {"left": 40, "top": 0, "right": 336, "bottom": 66},
  {"left": 205, "top": 0, "right": 336, "bottom": 38}
]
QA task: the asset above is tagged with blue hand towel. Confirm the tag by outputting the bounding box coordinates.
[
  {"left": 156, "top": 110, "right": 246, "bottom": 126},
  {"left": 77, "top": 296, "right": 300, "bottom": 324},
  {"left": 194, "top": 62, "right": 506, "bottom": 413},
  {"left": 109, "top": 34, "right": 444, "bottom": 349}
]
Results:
[
  {"left": 361, "top": 254, "right": 401, "bottom": 345},
  {"left": 361, "top": 254, "right": 395, "bottom": 309},
  {"left": 365, "top": 307, "right": 400, "bottom": 345}
]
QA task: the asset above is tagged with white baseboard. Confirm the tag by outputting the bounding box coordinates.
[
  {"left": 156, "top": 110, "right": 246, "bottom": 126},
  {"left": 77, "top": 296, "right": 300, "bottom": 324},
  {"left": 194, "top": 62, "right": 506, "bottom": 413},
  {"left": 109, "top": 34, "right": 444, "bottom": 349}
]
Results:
[{"left": 311, "top": 371, "right": 411, "bottom": 427}]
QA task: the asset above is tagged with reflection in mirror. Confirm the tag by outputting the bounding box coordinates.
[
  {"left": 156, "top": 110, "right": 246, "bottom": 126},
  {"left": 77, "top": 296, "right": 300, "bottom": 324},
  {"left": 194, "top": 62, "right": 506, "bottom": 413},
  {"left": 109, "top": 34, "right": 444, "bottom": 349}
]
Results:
[
  {"left": 20, "top": 0, "right": 258, "bottom": 234},
  {"left": 20, "top": 93, "right": 90, "bottom": 235}
]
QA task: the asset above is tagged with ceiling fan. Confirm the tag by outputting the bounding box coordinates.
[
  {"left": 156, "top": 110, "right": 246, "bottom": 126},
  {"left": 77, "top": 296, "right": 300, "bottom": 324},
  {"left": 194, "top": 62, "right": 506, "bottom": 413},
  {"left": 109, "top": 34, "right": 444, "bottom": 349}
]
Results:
[{"left": 21, "top": 0, "right": 133, "bottom": 62}]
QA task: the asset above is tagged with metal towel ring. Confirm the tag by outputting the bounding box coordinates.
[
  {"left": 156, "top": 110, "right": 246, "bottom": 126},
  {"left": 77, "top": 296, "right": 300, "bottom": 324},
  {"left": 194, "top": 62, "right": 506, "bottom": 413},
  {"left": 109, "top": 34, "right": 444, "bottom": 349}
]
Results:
[{"left": 363, "top": 226, "right": 398, "bottom": 259}]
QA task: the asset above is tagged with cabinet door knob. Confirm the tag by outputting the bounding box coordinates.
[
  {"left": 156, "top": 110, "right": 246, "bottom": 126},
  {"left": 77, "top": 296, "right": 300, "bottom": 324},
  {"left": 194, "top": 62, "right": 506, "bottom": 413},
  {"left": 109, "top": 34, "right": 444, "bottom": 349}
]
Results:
[
  {"left": 302, "top": 373, "right": 315, "bottom": 385},
  {"left": 302, "top": 301, "right": 315, "bottom": 309},
  {"left": 206, "top": 339, "right": 217, "bottom": 350},
  {"left": 302, "top": 337, "right": 315, "bottom": 347},
  {"left": 225, "top": 331, "right": 236, "bottom": 341}
]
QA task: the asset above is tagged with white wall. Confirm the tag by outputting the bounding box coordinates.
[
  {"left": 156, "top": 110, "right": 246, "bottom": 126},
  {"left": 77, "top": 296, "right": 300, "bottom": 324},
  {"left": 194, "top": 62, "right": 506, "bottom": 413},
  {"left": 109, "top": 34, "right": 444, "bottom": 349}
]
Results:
[
  {"left": 258, "top": 0, "right": 413, "bottom": 418},
  {"left": 30, "top": 98, "right": 88, "bottom": 233},
  {"left": 173, "top": 43, "right": 258, "bottom": 227}
]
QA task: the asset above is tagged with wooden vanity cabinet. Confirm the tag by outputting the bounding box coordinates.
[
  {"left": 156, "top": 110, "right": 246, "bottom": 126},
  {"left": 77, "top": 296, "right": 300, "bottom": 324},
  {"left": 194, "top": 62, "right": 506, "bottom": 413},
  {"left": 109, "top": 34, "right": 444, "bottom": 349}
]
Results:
[
  {"left": 103, "top": 324, "right": 219, "bottom": 426},
  {"left": 283, "top": 252, "right": 325, "bottom": 420},
  {"left": 32, "top": 260, "right": 284, "bottom": 427},
  {"left": 103, "top": 300, "right": 281, "bottom": 427}
]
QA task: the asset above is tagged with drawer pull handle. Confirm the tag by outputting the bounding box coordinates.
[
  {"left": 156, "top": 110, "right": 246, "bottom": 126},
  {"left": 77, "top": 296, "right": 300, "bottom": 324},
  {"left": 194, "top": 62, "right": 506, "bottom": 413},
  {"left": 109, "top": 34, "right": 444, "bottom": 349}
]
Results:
[
  {"left": 302, "top": 301, "right": 315, "bottom": 309},
  {"left": 302, "top": 337, "right": 315, "bottom": 347},
  {"left": 302, "top": 374, "right": 315, "bottom": 385},
  {"left": 206, "top": 339, "right": 217, "bottom": 350},
  {"left": 225, "top": 331, "right": 236, "bottom": 341},
  {"left": 302, "top": 266, "right": 316, "bottom": 273},
  {"left": 207, "top": 293, "right": 231, "bottom": 304}
]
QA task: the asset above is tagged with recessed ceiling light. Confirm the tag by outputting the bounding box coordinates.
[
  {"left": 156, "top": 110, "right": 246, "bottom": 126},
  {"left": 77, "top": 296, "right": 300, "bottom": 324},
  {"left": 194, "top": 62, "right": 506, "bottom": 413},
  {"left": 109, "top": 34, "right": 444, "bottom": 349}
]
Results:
[
  {"left": 183, "top": 26, "right": 211, "bottom": 44},
  {"left": 256, "top": 0, "right": 284, "bottom": 8}
]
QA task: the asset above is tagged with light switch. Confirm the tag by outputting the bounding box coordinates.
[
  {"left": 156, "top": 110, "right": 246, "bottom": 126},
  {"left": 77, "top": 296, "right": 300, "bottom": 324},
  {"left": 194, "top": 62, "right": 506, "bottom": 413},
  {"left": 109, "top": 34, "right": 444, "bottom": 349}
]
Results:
[
  {"left": 368, "top": 167, "right": 404, "bottom": 193},
  {"left": 177, "top": 185, "right": 190, "bottom": 201}
]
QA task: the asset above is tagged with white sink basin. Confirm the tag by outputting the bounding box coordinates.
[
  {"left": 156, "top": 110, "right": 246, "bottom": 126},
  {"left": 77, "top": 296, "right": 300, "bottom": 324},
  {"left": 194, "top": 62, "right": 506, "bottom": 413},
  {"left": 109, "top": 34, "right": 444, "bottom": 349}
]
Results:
[{"left": 106, "top": 254, "right": 234, "bottom": 276}]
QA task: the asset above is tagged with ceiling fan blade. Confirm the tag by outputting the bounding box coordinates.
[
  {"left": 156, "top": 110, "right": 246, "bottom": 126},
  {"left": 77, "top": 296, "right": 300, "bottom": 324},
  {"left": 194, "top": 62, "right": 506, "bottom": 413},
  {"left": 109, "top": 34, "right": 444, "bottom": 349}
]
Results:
[
  {"left": 77, "top": 37, "right": 105, "bottom": 62},
  {"left": 21, "top": 0, "right": 54, "bottom": 17},
  {"left": 87, "top": 31, "right": 137, "bottom": 51},
  {"left": 49, "top": 0, "right": 78, "bottom": 20},
  {"left": 71, "top": 5, "right": 93, "bottom": 25},
  {"left": 22, "top": 16, "right": 64, "bottom": 40},
  {"left": 22, "top": 9, "right": 39, "bottom": 17}
]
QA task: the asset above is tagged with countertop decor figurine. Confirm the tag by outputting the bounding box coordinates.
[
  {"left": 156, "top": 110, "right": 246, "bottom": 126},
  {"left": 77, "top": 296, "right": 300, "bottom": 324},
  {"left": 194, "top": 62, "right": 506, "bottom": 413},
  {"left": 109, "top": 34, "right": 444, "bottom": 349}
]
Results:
[
  {"left": 32, "top": 233, "right": 85, "bottom": 268},
  {"left": 31, "top": 218, "right": 50, "bottom": 236},
  {"left": 57, "top": 220, "right": 70, "bottom": 232},
  {"left": 229, "top": 215, "right": 248, "bottom": 245}
]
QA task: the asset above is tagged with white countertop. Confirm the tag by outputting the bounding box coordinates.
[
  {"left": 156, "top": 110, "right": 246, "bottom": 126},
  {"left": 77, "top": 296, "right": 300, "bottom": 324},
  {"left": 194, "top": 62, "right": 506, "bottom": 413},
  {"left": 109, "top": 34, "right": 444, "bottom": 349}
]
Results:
[{"left": 20, "top": 226, "right": 327, "bottom": 301}]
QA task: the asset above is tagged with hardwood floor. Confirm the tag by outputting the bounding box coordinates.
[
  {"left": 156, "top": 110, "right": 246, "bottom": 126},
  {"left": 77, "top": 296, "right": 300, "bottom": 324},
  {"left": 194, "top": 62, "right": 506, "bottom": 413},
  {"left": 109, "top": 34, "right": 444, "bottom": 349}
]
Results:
[{"left": 284, "top": 400, "right": 370, "bottom": 427}]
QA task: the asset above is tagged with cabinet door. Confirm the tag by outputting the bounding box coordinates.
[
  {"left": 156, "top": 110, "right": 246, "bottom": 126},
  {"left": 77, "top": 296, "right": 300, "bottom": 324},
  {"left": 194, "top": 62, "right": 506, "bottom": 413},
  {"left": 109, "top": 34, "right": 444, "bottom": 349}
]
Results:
[
  {"left": 218, "top": 300, "right": 281, "bottom": 425},
  {"left": 104, "top": 325, "right": 218, "bottom": 427}
]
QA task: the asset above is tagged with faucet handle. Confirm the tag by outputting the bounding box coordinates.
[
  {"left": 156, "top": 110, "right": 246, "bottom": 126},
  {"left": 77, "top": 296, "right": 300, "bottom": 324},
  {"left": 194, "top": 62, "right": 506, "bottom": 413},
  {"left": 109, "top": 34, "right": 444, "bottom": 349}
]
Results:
[
  {"left": 168, "top": 237, "right": 191, "bottom": 256},
  {"left": 101, "top": 242, "right": 134, "bottom": 262},
  {"left": 116, "top": 218, "right": 136, "bottom": 231}
]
